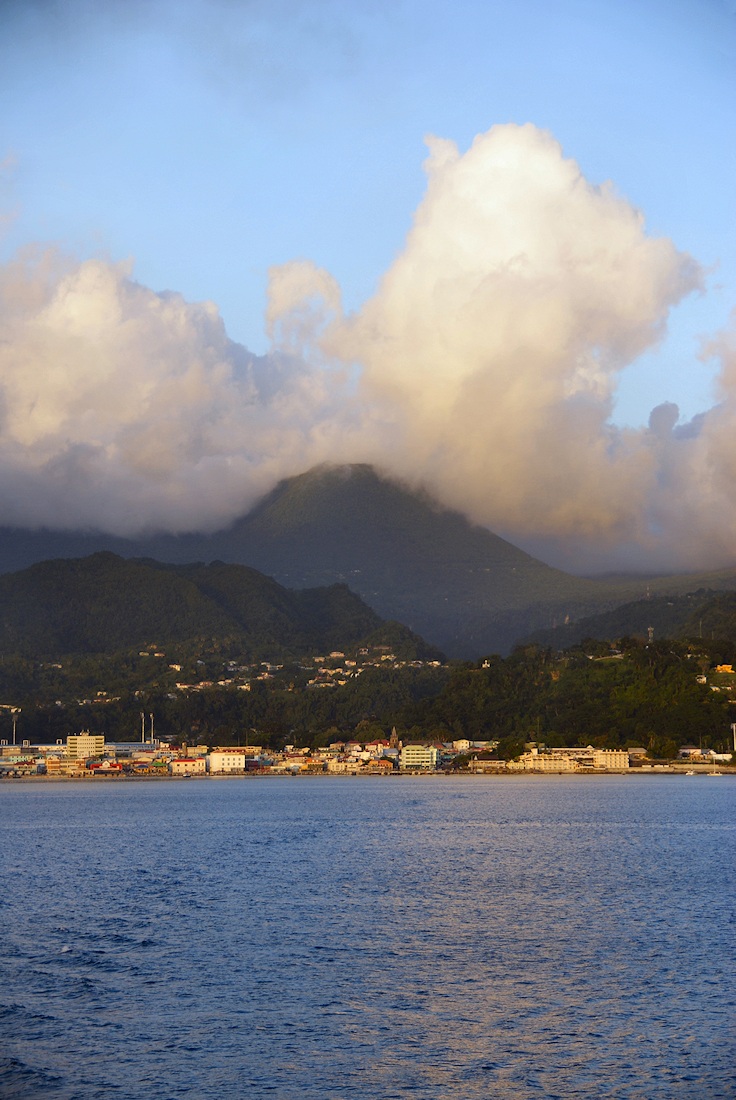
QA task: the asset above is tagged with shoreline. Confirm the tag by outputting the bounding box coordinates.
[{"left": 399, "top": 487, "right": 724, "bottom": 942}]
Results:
[{"left": 2, "top": 767, "right": 733, "bottom": 783}]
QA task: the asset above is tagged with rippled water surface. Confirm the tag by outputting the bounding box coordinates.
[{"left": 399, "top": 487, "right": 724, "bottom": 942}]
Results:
[{"left": 1, "top": 775, "right": 733, "bottom": 1099}]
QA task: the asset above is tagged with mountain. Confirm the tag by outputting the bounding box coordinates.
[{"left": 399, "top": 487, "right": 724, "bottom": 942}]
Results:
[
  {"left": 0, "top": 465, "right": 604, "bottom": 654},
  {"left": 1, "top": 464, "right": 736, "bottom": 656},
  {"left": 211, "top": 465, "right": 651, "bottom": 654},
  {"left": 0, "top": 552, "right": 437, "bottom": 661}
]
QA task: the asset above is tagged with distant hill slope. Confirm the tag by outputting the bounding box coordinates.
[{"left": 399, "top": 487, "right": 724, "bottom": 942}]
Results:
[
  {"left": 527, "top": 588, "right": 736, "bottom": 649},
  {"left": 1, "top": 464, "right": 736, "bottom": 656},
  {"left": 0, "top": 552, "right": 437, "bottom": 661},
  {"left": 527, "top": 590, "right": 719, "bottom": 648},
  {"left": 679, "top": 592, "right": 736, "bottom": 644}
]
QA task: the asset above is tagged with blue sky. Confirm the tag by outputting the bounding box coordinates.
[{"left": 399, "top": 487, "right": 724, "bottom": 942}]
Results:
[
  {"left": 2, "top": 0, "right": 733, "bottom": 426},
  {"left": 0, "top": 0, "right": 734, "bottom": 570}
]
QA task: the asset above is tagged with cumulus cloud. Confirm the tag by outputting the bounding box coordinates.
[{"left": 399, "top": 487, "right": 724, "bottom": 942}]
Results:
[
  {"left": 318, "top": 125, "right": 702, "bottom": 552},
  {"left": 1, "top": 122, "right": 735, "bottom": 572},
  {"left": 0, "top": 247, "right": 359, "bottom": 533},
  {"left": 640, "top": 313, "right": 736, "bottom": 570},
  {"left": 269, "top": 124, "right": 736, "bottom": 571}
]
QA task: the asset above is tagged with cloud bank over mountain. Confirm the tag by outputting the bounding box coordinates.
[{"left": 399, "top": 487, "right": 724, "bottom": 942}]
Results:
[
  {"left": 0, "top": 124, "right": 733, "bottom": 572},
  {"left": 0, "top": 249, "right": 355, "bottom": 534}
]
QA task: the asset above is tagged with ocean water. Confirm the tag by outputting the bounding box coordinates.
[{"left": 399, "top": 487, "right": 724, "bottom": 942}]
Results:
[{"left": 0, "top": 775, "right": 733, "bottom": 1100}]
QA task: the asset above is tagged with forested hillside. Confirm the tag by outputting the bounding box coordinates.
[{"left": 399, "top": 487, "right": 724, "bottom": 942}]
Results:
[
  {"left": 4, "top": 636, "right": 733, "bottom": 760},
  {"left": 528, "top": 589, "right": 736, "bottom": 650},
  {"left": 0, "top": 552, "right": 436, "bottom": 661},
  {"left": 406, "top": 639, "right": 733, "bottom": 760},
  {"left": 1, "top": 552, "right": 735, "bottom": 759}
]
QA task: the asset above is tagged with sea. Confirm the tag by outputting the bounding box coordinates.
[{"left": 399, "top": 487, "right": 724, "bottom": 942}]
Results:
[{"left": 0, "top": 775, "right": 733, "bottom": 1100}]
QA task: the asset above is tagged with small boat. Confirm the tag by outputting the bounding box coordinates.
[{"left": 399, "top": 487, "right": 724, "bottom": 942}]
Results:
[{"left": 685, "top": 770, "right": 696, "bottom": 776}]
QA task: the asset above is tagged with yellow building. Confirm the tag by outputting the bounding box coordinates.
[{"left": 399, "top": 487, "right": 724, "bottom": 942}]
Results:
[
  {"left": 519, "top": 746, "right": 630, "bottom": 770},
  {"left": 66, "top": 731, "right": 105, "bottom": 760},
  {"left": 518, "top": 749, "right": 577, "bottom": 771},
  {"left": 45, "top": 757, "right": 88, "bottom": 777},
  {"left": 169, "top": 757, "right": 206, "bottom": 776}
]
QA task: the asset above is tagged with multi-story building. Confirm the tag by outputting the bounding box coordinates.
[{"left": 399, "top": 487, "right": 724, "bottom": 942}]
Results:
[
  {"left": 44, "top": 758, "right": 81, "bottom": 777},
  {"left": 169, "top": 757, "right": 206, "bottom": 776},
  {"left": 399, "top": 744, "right": 438, "bottom": 770},
  {"left": 517, "top": 749, "right": 577, "bottom": 771},
  {"left": 66, "top": 731, "right": 105, "bottom": 760},
  {"left": 518, "top": 746, "right": 630, "bottom": 770},
  {"left": 207, "top": 750, "right": 248, "bottom": 774},
  {"left": 590, "top": 749, "right": 629, "bottom": 769},
  {"left": 548, "top": 747, "right": 629, "bottom": 769}
]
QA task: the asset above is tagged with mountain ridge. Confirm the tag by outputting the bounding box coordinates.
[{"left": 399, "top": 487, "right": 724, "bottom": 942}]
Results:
[
  {"left": 1, "top": 464, "right": 736, "bottom": 655},
  {"left": 0, "top": 551, "right": 437, "bottom": 661}
]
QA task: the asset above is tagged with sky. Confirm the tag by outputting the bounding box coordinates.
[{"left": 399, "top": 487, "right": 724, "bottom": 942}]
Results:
[{"left": 0, "top": 0, "right": 734, "bottom": 573}]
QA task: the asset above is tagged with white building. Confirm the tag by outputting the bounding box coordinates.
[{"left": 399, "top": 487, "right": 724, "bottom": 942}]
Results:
[
  {"left": 207, "top": 750, "right": 248, "bottom": 774},
  {"left": 399, "top": 744, "right": 439, "bottom": 770},
  {"left": 326, "top": 759, "right": 355, "bottom": 773}
]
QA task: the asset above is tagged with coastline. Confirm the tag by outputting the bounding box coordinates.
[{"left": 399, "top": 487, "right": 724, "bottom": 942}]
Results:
[{"left": 2, "top": 767, "right": 733, "bottom": 783}]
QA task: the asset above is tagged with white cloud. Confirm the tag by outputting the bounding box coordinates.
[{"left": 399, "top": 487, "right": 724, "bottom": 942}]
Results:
[
  {"left": 0, "top": 247, "right": 355, "bottom": 533},
  {"left": 2, "top": 123, "right": 735, "bottom": 573},
  {"left": 318, "top": 124, "right": 707, "bottom": 565}
]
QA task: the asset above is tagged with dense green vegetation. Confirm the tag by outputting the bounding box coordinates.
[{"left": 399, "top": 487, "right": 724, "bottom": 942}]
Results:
[
  {"left": 3, "top": 635, "right": 733, "bottom": 759},
  {"left": 0, "top": 650, "right": 450, "bottom": 748},
  {"left": 406, "top": 639, "right": 733, "bottom": 760},
  {"left": 0, "top": 552, "right": 437, "bottom": 661},
  {"left": 527, "top": 589, "right": 736, "bottom": 651},
  {"left": 0, "top": 548, "right": 735, "bottom": 759}
]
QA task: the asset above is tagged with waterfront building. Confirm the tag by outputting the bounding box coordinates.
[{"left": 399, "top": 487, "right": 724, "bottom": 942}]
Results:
[
  {"left": 399, "top": 744, "right": 439, "bottom": 769},
  {"left": 106, "top": 741, "right": 160, "bottom": 757},
  {"left": 326, "top": 758, "right": 356, "bottom": 773},
  {"left": 517, "top": 749, "right": 577, "bottom": 771},
  {"left": 207, "top": 750, "right": 248, "bottom": 774},
  {"left": 366, "top": 758, "right": 394, "bottom": 771},
  {"left": 468, "top": 758, "right": 507, "bottom": 773},
  {"left": 45, "top": 757, "right": 87, "bottom": 777},
  {"left": 518, "top": 746, "right": 629, "bottom": 770},
  {"left": 169, "top": 757, "right": 206, "bottom": 776},
  {"left": 590, "top": 749, "right": 630, "bottom": 769},
  {"left": 66, "top": 731, "right": 105, "bottom": 760},
  {"left": 548, "top": 747, "right": 629, "bottom": 769}
]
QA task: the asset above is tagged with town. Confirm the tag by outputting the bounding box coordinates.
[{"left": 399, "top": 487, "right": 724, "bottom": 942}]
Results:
[
  {"left": 2, "top": 638, "right": 736, "bottom": 776},
  {"left": 1, "top": 727, "right": 732, "bottom": 778}
]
